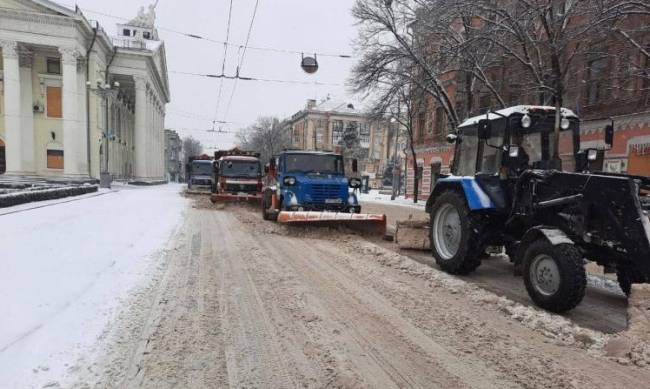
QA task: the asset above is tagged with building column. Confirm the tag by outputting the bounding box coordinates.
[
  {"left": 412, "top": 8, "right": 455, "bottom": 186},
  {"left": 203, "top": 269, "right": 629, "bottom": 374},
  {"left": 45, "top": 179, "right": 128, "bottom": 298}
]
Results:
[
  {"left": 19, "top": 49, "right": 35, "bottom": 174},
  {"left": 1, "top": 40, "right": 23, "bottom": 174},
  {"left": 59, "top": 47, "right": 85, "bottom": 177},
  {"left": 134, "top": 76, "right": 148, "bottom": 179}
]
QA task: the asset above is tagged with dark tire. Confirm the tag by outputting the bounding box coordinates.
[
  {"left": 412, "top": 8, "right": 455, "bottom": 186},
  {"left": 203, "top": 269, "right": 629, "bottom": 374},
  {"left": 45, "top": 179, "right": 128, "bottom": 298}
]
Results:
[
  {"left": 429, "top": 191, "right": 486, "bottom": 275},
  {"left": 261, "top": 192, "right": 277, "bottom": 221},
  {"left": 522, "top": 240, "right": 586, "bottom": 313}
]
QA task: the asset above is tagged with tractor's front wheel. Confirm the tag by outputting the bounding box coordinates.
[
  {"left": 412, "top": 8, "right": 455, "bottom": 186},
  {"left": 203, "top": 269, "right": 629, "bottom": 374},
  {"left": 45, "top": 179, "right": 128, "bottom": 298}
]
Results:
[
  {"left": 523, "top": 240, "right": 586, "bottom": 313},
  {"left": 429, "top": 191, "right": 485, "bottom": 275}
]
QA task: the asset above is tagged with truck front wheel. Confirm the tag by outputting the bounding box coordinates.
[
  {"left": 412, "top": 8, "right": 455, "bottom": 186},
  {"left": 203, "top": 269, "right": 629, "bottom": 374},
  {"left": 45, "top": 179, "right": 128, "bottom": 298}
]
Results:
[
  {"left": 429, "top": 191, "right": 485, "bottom": 275},
  {"left": 522, "top": 240, "right": 586, "bottom": 313}
]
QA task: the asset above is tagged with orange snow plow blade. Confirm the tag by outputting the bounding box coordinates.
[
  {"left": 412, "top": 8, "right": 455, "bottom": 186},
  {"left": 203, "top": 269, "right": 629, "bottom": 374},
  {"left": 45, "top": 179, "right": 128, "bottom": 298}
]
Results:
[
  {"left": 277, "top": 211, "right": 387, "bottom": 235},
  {"left": 210, "top": 193, "right": 262, "bottom": 204}
]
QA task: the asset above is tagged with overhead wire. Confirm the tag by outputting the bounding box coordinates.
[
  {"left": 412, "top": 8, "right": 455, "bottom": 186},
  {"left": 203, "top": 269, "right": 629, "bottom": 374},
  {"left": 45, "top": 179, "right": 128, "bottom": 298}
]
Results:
[
  {"left": 49, "top": 2, "right": 354, "bottom": 59},
  {"left": 221, "top": 0, "right": 260, "bottom": 125},
  {"left": 211, "top": 0, "right": 234, "bottom": 131}
]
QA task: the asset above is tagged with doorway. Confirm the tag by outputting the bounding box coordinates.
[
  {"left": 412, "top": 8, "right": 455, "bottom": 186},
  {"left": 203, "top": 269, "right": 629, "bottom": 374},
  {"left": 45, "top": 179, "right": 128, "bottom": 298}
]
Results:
[{"left": 0, "top": 139, "right": 5, "bottom": 174}]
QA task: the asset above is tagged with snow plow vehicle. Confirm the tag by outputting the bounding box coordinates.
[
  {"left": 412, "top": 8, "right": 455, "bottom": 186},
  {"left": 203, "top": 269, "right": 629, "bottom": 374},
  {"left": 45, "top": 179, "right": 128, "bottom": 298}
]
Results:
[
  {"left": 426, "top": 105, "right": 650, "bottom": 313},
  {"left": 210, "top": 149, "right": 263, "bottom": 204},
  {"left": 186, "top": 155, "right": 214, "bottom": 193},
  {"left": 261, "top": 150, "right": 386, "bottom": 234}
]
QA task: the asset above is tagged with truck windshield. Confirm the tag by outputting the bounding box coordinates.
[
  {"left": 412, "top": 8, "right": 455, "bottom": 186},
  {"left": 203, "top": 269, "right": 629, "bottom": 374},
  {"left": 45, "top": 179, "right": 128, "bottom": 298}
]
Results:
[
  {"left": 221, "top": 161, "right": 260, "bottom": 177},
  {"left": 191, "top": 161, "right": 213, "bottom": 176},
  {"left": 285, "top": 154, "right": 344, "bottom": 175}
]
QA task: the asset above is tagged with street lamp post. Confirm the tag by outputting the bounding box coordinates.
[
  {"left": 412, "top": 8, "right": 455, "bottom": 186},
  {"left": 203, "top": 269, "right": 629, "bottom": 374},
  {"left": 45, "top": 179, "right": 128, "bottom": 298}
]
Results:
[{"left": 91, "top": 80, "right": 119, "bottom": 188}]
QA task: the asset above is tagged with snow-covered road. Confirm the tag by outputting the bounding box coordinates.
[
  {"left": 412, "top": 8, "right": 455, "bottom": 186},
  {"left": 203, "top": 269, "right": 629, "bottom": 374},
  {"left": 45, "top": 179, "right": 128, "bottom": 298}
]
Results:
[{"left": 0, "top": 184, "right": 186, "bottom": 388}]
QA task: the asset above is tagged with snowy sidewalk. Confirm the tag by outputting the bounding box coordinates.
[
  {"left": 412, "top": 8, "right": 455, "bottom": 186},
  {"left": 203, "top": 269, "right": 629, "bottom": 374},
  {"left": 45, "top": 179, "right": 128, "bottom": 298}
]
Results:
[
  {"left": 358, "top": 190, "right": 426, "bottom": 210},
  {"left": 0, "top": 184, "right": 187, "bottom": 388}
]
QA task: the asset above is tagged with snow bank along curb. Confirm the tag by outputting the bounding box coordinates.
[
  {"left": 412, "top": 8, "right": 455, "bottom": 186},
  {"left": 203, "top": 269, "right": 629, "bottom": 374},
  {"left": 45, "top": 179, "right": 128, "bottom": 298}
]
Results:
[
  {"left": 346, "top": 240, "right": 650, "bottom": 363},
  {"left": 0, "top": 185, "right": 98, "bottom": 208}
]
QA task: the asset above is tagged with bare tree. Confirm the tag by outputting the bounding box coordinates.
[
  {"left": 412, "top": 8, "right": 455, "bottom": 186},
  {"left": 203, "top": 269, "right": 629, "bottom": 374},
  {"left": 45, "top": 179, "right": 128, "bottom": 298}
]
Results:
[
  {"left": 182, "top": 136, "right": 203, "bottom": 165},
  {"left": 237, "top": 116, "right": 291, "bottom": 163}
]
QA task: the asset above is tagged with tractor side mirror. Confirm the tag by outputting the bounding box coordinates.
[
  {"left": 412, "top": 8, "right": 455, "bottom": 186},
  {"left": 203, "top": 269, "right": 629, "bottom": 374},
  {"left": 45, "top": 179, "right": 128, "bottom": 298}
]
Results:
[
  {"left": 446, "top": 133, "right": 458, "bottom": 144},
  {"left": 477, "top": 119, "right": 492, "bottom": 140},
  {"left": 604, "top": 124, "right": 614, "bottom": 148},
  {"left": 352, "top": 159, "right": 358, "bottom": 173}
]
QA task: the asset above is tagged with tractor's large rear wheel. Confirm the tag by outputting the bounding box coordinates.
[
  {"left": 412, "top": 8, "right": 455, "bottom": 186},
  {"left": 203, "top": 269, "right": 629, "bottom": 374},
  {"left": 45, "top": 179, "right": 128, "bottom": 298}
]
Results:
[
  {"left": 429, "top": 191, "right": 485, "bottom": 275},
  {"left": 523, "top": 240, "right": 586, "bottom": 313}
]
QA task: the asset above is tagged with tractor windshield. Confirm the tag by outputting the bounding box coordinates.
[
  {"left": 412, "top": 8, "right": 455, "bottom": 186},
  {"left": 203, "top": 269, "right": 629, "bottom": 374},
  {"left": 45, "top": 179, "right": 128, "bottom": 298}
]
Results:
[
  {"left": 220, "top": 160, "right": 261, "bottom": 177},
  {"left": 285, "top": 154, "right": 344, "bottom": 175},
  {"left": 191, "top": 161, "right": 213, "bottom": 176}
]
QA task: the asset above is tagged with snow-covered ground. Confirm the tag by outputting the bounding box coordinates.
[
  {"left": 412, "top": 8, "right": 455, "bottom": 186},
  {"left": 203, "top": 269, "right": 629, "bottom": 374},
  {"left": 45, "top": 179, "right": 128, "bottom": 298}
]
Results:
[
  {"left": 358, "top": 189, "right": 426, "bottom": 209},
  {"left": 0, "top": 184, "right": 186, "bottom": 388}
]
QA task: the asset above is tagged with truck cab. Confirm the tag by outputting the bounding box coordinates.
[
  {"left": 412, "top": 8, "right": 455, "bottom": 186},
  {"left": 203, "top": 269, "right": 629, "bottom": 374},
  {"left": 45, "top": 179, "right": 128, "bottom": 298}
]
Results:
[
  {"left": 187, "top": 156, "right": 214, "bottom": 190},
  {"left": 211, "top": 150, "right": 263, "bottom": 203},
  {"left": 263, "top": 150, "right": 362, "bottom": 216}
]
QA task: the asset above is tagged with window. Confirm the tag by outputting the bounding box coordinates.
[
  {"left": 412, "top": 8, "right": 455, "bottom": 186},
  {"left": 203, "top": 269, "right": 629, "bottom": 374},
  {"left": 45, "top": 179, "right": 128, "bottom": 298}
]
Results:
[
  {"left": 143, "top": 31, "right": 151, "bottom": 39},
  {"left": 46, "top": 58, "right": 61, "bottom": 75},
  {"left": 46, "top": 86, "right": 62, "bottom": 118},
  {"left": 47, "top": 149, "right": 64, "bottom": 169},
  {"left": 332, "top": 120, "right": 344, "bottom": 145},
  {"left": 456, "top": 135, "right": 478, "bottom": 176},
  {"left": 359, "top": 122, "right": 370, "bottom": 146},
  {"left": 122, "top": 28, "right": 131, "bottom": 36},
  {"left": 434, "top": 107, "right": 446, "bottom": 141},
  {"left": 417, "top": 112, "right": 426, "bottom": 140},
  {"left": 587, "top": 57, "right": 608, "bottom": 105}
]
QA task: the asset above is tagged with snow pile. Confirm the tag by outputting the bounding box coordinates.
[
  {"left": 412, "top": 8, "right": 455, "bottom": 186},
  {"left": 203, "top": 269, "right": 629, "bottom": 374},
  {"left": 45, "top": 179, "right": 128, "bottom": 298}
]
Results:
[
  {"left": 358, "top": 190, "right": 426, "bottom": 209},
  {"left": 0, "top": 184, "right": 187, "bottom": 388},
  {"left": 352, "top": 241, "right": 610, "bottom": 353},
  {"left": 605, "top": 284, "right": 650, "bottom": 367}
]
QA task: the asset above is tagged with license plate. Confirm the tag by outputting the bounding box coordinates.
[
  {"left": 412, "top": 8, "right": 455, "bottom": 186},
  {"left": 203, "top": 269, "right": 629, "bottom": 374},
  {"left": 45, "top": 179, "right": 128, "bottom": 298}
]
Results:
[{"left": 325, "top": 199, "right": 342, "bottom": 204}]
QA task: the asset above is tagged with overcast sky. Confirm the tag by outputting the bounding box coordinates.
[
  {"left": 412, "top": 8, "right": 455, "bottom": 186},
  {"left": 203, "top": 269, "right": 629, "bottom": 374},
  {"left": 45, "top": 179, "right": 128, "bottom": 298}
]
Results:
[{"left": 62, "top": 0, "right": 359, "bottom": 151}]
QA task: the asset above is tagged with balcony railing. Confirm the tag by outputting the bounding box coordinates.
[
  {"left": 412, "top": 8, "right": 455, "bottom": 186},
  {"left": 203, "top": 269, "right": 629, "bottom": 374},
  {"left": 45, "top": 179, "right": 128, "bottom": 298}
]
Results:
[{"left": 112, "top": 37, "right": 147, "bottom": 50}]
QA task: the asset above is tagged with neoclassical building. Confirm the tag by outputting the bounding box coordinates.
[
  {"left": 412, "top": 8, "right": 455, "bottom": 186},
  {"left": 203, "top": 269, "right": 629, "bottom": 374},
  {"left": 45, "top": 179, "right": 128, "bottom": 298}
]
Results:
[{"left": 0, "top": 0, "right": 169, "bottom": 182}]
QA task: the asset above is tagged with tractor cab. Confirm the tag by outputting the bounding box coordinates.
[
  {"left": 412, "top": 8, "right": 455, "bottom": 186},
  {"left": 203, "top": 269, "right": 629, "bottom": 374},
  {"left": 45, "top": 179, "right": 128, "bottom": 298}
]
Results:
[{"left": 449, "top": 105, "right": 581, "bottom": 179}]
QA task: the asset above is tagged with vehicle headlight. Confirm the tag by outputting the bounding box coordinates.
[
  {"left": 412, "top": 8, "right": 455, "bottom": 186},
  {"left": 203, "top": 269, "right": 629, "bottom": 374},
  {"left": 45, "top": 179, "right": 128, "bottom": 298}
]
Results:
[
  {"left": 283, "top": 176, "right": 296, "bottom": 186},
  {"left": 560, "top": 117, "right": 570, "bottom": 130},
  {"left": 521, "top": 114, "right": 532, "bottom": 129}
]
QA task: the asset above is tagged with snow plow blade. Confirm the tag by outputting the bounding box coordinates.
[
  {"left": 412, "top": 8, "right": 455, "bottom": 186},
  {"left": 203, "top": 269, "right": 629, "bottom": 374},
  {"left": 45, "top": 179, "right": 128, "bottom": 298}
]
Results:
[
  {"left": 210, "top": 193, "right": 262, "bottom": 204},
  {"left": 277, "top": 211, "right": 387, "bottom": 235}
]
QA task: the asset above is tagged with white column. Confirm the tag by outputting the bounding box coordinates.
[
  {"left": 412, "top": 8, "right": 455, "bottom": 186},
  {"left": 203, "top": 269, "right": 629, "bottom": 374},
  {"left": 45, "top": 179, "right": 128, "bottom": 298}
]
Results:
[
  {"left": 59, "top": 47, "right": 85, "bottom": 177},
  {"left": 19, "top": 50, "right": 35, "bottom": 174},
  {"left": 134, "top": 77, "right": 148, "bottom": 179},
  {"left": 146, "top": 91, "right": 152, "bottom": 178},
  {"left": 1, "top": 40, "right": 23, "bottom": 174}
]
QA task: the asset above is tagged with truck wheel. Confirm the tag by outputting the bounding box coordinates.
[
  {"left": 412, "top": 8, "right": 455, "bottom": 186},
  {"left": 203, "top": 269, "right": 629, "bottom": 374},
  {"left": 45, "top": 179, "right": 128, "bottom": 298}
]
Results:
[
  {"left": 523, "top": 240, "right": 586, "bottom": 313},
  {"left": 429, "top": 191, "right": 486, "bottom": 275},
  {"left": 262, "top": 193, "right": 277, "bottom": 221}
]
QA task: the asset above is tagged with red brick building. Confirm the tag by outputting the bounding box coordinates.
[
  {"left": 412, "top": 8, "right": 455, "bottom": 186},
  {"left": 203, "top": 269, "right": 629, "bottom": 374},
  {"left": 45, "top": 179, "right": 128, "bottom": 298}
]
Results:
[{"left": 405, "top": 11, "right": 650, "bottom": 200}]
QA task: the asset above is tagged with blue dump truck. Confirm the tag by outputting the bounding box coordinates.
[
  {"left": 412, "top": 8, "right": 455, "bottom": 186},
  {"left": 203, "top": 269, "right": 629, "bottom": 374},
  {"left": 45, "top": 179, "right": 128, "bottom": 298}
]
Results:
[{"left": 261, "top": 150, "right": 386, "bottom": 233}]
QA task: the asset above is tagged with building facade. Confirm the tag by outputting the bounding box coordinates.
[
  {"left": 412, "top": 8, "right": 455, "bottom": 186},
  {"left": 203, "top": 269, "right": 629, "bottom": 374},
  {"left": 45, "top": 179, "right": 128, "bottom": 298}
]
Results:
[
  {"left": 164, "top": 129, "right": 181, "bottom": 182},
  {"left": 0, "top": 0, "right": 169, "bottom": 182},
  {"left": 285, "top": 98, "right": 394, "bottom": 188},
  {"left": 404, "top": 8, "right": 650, "bottom": 200}
]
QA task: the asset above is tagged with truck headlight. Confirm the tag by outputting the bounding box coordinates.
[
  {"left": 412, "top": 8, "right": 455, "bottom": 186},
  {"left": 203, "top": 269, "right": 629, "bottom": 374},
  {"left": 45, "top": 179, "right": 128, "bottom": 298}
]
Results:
[
  {"left": 283, "top": 176, "right": 296, "bottom": 186},
  {"left": 521, "top": 114, "right": 532, "bottom": 129}
]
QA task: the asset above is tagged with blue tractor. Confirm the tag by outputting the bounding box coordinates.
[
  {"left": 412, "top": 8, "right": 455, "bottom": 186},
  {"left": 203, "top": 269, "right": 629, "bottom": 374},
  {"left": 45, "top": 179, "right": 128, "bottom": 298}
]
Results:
[
  {"left": 262, "top": 150, "right": 386, "bottom": 232},
  {"left": 427, "top": 105, "right": 650, "bottom": 312}
]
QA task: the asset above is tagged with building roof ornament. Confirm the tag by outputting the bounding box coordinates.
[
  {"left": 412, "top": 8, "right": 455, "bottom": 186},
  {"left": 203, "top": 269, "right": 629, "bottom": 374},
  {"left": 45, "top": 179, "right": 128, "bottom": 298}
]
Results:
[{"left": 128, "top": 1, "right": 158, "bottom": 28}]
